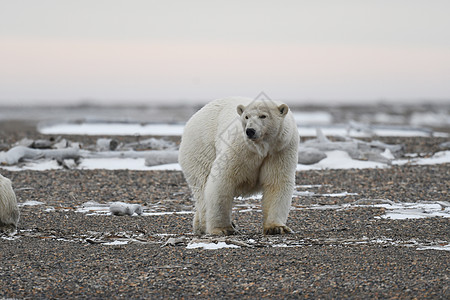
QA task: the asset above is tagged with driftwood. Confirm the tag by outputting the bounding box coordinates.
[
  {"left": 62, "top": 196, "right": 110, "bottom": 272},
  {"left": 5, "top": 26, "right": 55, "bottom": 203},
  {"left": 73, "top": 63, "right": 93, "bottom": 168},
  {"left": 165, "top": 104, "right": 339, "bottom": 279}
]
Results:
[
  {"left": 84, "top": 150, "right": 153, "bottom": 159},
  {"left": 144, "top": 151, "right": 179, "bottom": 166},
  {"left": 297, "top": 147, "right": 327, "bottom": 165},
  {"left": 0, "top": 146, "right": 81, "bottom": 165},
  {"left": 300, "top": 129, "right": 404, "bottom": 165},
  {"left": 125, "top": 137, "right": 176, "bottom": 151},
  {"left": 109, "top": 202, "right": 143, "bottom": 216},
  {"left": 0, "top": 146, "right": 179, "bottom": 167}
]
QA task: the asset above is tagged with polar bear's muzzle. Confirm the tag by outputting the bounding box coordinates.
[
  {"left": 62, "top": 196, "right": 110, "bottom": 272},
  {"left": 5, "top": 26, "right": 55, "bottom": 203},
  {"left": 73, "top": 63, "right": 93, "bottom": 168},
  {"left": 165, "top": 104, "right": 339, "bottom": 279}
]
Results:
[{"left": 245, "top": 128, "right": 259, "bottom": 140}]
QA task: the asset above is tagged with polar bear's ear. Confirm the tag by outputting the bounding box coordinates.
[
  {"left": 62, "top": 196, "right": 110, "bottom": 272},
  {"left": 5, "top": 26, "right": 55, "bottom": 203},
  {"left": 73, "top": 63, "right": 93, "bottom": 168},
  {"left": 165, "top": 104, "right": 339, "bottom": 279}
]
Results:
[
  {"left": 278, "top": 104, "right": 289, "bottom": 117},
  {"left": 237, "top": 105, "right": 246, "bottom": 116}
]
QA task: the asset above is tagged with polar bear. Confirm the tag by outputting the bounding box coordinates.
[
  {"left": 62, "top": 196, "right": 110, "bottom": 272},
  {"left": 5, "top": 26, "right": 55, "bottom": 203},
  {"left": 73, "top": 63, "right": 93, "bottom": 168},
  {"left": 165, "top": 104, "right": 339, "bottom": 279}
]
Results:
[
  {"left": 179, "top": 97, "right": 299, "bottom": 235},
  {"left": 0, "top": 174, "right": 20, "bottom": 234}
]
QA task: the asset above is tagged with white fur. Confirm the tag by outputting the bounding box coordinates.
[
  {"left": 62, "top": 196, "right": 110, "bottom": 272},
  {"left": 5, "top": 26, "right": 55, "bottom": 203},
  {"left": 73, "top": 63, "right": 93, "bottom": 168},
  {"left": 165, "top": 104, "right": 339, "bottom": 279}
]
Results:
[
  {"left": 0, "top": 174, "right": 20, "bottom": 234},
  {"left": 179, "top": 97, "right": 299, "bottom": 235}
]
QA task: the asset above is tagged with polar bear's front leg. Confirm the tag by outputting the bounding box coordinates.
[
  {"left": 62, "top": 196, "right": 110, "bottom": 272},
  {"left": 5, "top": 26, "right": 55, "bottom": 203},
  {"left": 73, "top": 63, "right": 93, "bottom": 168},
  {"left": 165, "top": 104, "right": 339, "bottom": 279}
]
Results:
[
  {"left": 261, "top": 184, "right": 294, "bottom": 235},
  {"left": 260, "top": 150, "right": 297, "bottom": 235},
  {"left": 203, "top": 175, "right": 235, "bottom": 235}
]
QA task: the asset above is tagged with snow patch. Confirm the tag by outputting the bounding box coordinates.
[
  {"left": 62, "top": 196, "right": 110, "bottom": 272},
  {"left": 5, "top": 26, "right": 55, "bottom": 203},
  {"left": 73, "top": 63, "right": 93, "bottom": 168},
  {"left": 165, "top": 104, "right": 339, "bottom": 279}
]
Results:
[
  {"left": 290, "top": 200, "right": 450, "bottom": 219},
  {"left": 416, "top": 244, "right": 450, "bottom": 251},
  {"left": 103, "top": 240, "right": 129, "bottom": 246},
  {"left": 293, "top": 111, "right": 333, "bottom": 125},
  {"left": 296, "top": 150, "right": 386, "bottom": 171},
  {"left": 394, "top": 151, "right": 450, "bottom": 166},
  {"left": 18, "top": 200, "right": 45, "bottom": 206},
  {"left": 410, "top": 112, "right": 450, "bottom": 127},
  {"left": 39, "top": 123, "right": 185, "bottom": 136},
  {"left": 79, "top": 158, "right": 150, "bottom": 171},
  {"left": 293, "top": 190, "right": 358, "bottom": 197},
  {"left": 374, "top": 202, "right": 450, "bottom": 219},
  {"left": 186, "top": 241, "right": 240, "bottom": 250}
]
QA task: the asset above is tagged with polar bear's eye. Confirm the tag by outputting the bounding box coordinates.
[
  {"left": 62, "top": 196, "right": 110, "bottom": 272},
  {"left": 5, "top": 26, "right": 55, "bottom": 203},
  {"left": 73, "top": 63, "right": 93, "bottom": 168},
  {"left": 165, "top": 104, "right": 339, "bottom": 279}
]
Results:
[
  {"left": 259, "top": 115, "right": 267, "bottom": 119},
  {"left": 245, "top": 116, "right": 249, "bottom": 120}
]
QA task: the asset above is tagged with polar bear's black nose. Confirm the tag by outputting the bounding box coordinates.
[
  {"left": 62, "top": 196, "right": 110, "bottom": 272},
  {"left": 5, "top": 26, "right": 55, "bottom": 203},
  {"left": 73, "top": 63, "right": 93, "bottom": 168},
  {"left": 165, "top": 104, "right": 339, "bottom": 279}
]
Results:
[{"left": 246, "top": 128, "right": 256, "bottom": 139}]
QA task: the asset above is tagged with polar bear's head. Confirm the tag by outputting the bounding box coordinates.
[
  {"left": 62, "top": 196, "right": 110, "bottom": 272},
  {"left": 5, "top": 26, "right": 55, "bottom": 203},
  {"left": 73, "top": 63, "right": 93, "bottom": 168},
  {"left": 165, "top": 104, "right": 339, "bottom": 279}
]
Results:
[{"left": 236, "top": 100, "right": 289, "bottom": 142}]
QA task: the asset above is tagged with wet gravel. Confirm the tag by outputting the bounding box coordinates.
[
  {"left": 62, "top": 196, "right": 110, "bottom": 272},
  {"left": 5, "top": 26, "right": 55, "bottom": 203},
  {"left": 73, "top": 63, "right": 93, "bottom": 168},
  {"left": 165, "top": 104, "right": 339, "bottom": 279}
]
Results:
[{"left": 0, "top": 117, "right": 449, "bottom": 299}]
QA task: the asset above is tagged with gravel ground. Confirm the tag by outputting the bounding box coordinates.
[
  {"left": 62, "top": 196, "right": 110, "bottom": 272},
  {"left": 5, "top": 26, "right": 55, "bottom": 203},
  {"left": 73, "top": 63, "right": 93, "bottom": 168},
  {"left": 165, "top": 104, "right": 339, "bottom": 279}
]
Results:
[{"left": 1, "top": 115, "right": 449, "bottom": 299}]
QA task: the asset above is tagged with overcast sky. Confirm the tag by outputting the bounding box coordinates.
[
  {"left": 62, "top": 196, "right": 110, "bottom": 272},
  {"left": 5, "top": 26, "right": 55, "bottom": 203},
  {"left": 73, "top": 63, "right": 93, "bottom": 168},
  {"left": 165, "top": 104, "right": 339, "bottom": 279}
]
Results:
[{"left": 1, "top": 0, "right": 449, "bottom": 105}]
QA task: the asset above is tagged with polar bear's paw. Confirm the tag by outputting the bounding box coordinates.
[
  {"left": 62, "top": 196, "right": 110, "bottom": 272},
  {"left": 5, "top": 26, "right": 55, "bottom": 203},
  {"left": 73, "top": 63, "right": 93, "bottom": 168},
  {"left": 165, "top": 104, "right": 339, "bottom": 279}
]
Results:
[
  {"left": 0, "top": 224, "right": 17, "bottom": 236},
  {"left": 209, "top": 226, "right": 236, "bottom": 236},
  {"left": 264, "top": 225, "right": 293, "bottom": 235}
]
